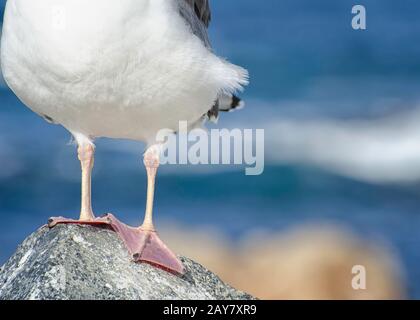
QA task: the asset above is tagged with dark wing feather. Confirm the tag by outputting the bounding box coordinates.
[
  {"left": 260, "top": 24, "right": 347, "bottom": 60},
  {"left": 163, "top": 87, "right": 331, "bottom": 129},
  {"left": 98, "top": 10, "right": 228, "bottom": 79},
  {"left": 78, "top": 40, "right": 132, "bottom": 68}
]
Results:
[
  {"left": 184, "top": 0, "right": 211, "bottom": 27},
  {"left": 178, "top": 0, "right": 211, "bottom": 48}
]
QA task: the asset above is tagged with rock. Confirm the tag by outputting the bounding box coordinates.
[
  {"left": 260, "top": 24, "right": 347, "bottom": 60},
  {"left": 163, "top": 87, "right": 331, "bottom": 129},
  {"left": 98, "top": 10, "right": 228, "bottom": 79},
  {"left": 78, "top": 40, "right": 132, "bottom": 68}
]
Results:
[{"left": 0, "top": 224, "right": 253, "bottom": 300}]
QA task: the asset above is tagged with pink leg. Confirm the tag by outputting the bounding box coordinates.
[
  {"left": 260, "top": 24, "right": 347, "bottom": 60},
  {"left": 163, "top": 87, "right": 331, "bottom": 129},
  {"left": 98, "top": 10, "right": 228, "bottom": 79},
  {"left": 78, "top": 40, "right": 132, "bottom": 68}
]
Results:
[
  {"left": 92, "top": 146, "right": 184, "bottom": 275},
  {"left": 49, "top": 143, "right": 110, "bottom": 228},
  {"left": 126, "top": 145, "right": 184, "bottom": 274}
]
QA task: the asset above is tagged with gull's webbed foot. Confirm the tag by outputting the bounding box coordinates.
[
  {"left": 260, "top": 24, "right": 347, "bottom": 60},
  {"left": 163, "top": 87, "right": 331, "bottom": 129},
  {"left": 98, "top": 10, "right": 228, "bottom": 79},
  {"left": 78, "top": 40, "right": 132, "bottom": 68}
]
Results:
[
  {"left": 47, "top": 216, "right": 111, "bottom": 228},
  {"left": 104, "top": 214, "right": 184, "bottom": 275}
]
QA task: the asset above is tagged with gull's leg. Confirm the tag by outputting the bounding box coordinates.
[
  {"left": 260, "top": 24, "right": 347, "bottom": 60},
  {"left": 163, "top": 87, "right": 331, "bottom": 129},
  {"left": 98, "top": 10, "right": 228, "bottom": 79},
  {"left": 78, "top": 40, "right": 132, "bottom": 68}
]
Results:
[
  {"left": 48, "top": 142, "right": 109, "bottom": 228},
  {"left": 78, "top": 144, "right": 95, "bottom": 221},
  {"left": 101, "top": 145, "right": 184, "bottom": 275},
  {"left": 134, "top": 145, "right": 184, "bottom": 274},
  {"left": 140, "top": 145, "right": 159, "bottom": 231}
]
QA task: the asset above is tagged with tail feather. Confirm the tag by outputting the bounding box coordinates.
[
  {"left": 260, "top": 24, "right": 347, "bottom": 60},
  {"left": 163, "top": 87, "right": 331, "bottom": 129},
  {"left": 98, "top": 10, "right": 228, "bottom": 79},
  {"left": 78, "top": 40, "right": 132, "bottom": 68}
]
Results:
[
  {"left": 218, "top": 94, "right": 245, "bottom": 112},
  {"left": 206, "top": 94, "right": 245, "bottom": 124}
]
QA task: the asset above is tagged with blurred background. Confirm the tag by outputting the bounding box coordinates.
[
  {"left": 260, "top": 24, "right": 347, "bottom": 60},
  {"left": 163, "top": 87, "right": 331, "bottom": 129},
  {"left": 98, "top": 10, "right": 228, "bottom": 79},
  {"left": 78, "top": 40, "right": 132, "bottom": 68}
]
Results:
[{"left": 0, "top": 0, "right": 419, "bottom": 299}]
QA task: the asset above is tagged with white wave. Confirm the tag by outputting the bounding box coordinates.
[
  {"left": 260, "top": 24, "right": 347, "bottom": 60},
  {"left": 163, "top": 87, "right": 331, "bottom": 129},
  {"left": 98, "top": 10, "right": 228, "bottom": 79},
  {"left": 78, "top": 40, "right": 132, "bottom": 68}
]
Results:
[{"left": 264, "top": 108, "right": 420, "bottom": 184}]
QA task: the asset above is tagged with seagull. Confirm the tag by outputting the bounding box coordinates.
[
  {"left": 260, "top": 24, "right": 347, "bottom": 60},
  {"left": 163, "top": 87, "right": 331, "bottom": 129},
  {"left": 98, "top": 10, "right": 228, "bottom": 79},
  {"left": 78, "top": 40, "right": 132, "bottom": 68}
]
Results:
[{"left": 1, "top": 0, "right": 248, "bottom": 274}]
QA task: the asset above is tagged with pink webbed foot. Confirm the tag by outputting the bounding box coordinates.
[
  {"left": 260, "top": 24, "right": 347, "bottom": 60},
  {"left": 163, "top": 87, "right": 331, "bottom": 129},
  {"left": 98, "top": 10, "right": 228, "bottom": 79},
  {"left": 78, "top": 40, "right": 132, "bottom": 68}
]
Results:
[
  {"left": 105, "top": 214, "right": 185, "bottom": 275},
  {"left": 48, "top": 216, "right": 111, "bottom": 228}
]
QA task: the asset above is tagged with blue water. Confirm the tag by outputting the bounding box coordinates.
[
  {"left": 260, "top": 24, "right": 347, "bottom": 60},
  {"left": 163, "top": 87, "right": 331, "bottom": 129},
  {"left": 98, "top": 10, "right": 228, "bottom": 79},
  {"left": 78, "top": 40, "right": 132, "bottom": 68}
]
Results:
[{"left": 1, "top": 0, "right": 420, "bottom": 298}]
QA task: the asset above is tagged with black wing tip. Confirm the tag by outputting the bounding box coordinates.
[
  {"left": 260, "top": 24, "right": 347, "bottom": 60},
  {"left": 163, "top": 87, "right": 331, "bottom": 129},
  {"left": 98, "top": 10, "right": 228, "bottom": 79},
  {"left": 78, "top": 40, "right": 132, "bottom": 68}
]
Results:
[
  {"left": 231, "top": 95, "right": 242, "bottom": 109},
  {"left": 224, "top": 94, "right": 245, "bottom": 112}
]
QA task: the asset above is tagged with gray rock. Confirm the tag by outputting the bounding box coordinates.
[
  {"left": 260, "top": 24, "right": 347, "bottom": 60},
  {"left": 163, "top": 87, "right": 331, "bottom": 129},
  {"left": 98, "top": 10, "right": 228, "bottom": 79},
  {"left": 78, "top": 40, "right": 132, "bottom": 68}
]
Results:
[{"left": 0, "top": 224, "right": 253, "bottom": 300}]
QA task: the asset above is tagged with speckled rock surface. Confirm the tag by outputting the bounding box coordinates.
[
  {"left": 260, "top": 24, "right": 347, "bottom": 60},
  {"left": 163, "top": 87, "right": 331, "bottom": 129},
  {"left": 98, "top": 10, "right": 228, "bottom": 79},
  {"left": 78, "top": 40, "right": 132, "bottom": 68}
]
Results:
[{"left": 0, "top": 225, "right": 253, "bottom": 300}]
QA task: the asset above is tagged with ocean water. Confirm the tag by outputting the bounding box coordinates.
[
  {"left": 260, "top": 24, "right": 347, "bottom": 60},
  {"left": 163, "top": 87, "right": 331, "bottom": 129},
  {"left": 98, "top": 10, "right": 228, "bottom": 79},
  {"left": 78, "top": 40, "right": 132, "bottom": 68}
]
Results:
[{"left": 1, "top": 0, "right": 420, "bottom": 297}]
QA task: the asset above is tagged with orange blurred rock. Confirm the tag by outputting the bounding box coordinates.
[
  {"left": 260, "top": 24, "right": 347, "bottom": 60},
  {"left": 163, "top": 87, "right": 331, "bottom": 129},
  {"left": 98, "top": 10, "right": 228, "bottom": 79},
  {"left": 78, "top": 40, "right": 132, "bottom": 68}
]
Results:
[{"left": 162, "top": 223, "right": 405, "bottom": 300}]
